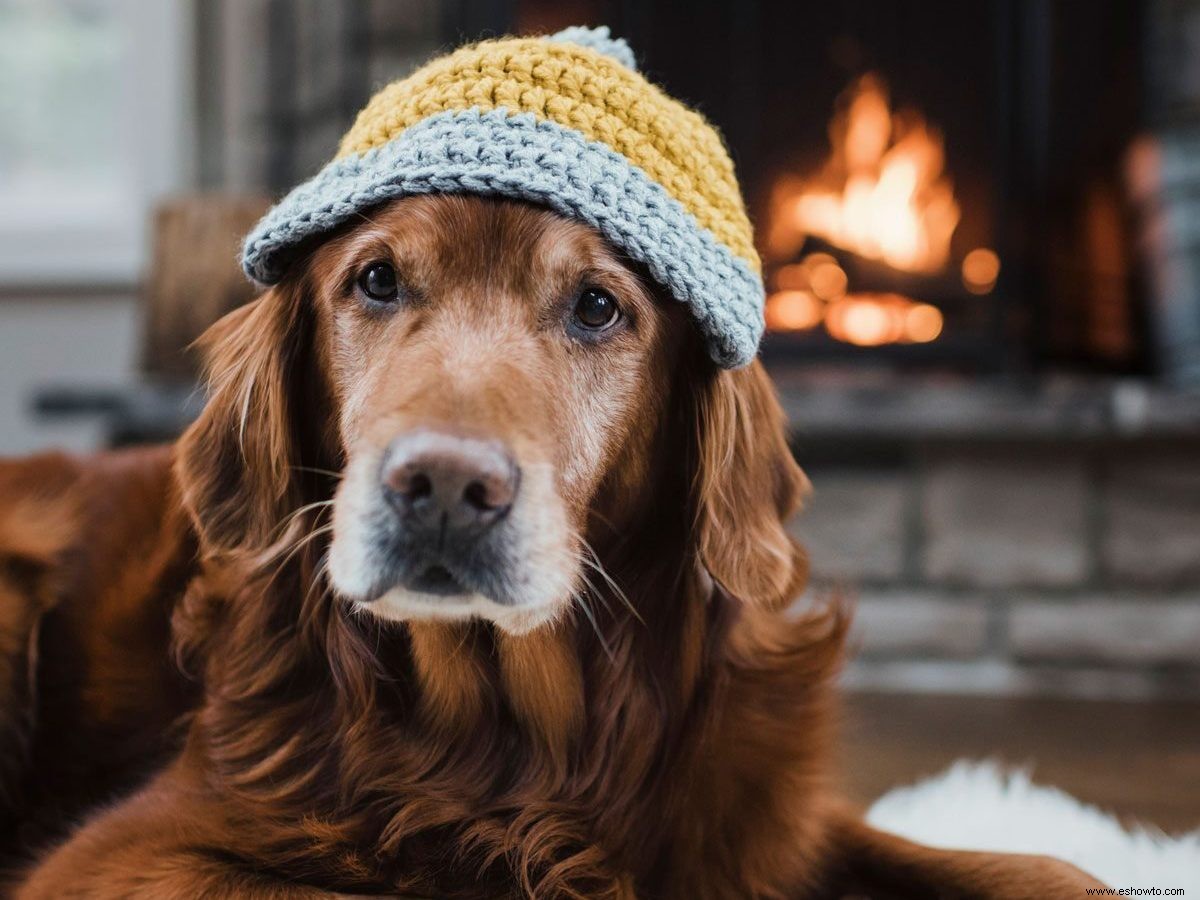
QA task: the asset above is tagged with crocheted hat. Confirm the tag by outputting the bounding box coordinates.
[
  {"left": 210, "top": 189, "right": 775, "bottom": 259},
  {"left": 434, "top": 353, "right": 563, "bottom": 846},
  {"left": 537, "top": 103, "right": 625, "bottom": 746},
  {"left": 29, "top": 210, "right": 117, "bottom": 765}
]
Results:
[{"left": 241, "top": 26, "right": 764, "bottom": 368}]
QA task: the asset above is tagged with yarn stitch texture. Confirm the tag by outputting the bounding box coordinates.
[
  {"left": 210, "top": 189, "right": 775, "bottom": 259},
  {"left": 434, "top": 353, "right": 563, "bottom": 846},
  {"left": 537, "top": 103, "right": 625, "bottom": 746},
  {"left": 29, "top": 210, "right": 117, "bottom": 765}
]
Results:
[{"left": 242, "top": 27, "right": 764, "bottom": 368}]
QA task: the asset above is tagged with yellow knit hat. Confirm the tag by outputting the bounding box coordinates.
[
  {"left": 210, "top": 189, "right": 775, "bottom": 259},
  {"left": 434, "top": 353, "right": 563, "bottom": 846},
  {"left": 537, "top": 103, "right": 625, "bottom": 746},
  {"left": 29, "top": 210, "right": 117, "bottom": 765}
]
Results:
[{"left": 243, "top": 26, "right": 764, "bottom": 367}]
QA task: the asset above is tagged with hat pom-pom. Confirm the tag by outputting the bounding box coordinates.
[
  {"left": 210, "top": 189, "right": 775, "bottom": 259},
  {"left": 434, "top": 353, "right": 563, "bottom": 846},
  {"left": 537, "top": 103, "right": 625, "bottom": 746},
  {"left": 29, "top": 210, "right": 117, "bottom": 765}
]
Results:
[{"left": 548, "top": 25, "right": 637, "bottom": 71}]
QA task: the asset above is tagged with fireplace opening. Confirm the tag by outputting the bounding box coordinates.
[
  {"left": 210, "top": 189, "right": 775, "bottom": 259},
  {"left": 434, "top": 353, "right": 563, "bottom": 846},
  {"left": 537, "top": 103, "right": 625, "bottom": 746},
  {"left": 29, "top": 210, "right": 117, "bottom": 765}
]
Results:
[{"left": 762, "top": 73, "right": 984, "bottom": 352}]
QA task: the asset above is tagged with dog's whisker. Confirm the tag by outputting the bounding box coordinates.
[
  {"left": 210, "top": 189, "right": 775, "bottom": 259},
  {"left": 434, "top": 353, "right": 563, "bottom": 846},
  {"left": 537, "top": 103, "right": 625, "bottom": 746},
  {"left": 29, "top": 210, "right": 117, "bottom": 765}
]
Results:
[
  {"left": 571, "top": 590, "right": 615, "bottom": 664},
  {"left": 567, "top": 532, "right": 640, "bottom": 625},
  {"left": 571, "top": 562, "right": 614, "bottom": 616},
  {"left": 268, "top": 513, "right": 333, "bottom": 564},
  {"left": 282, "top": 523, "right": 335, "bottom": 561},
  {"left": 578, "top": 538, "right": 643, "bottom": 626},
  {"left": 282, "top": 498, "right": 337, "bottom": 518},
  {"left": 265, "top": 499, "right": 336, "bottom": 548},
  {"left": 299, "top": 556, "right": 335, "bottom": 633},
  {"left": 287, "top": 466, "right": 345, "bottom": 481},
  {"left": 262, "top": 522, "right": 336, "bottom": 585},
  {"left": 562, "top": 533, "right": 624, "bottom": 628}
]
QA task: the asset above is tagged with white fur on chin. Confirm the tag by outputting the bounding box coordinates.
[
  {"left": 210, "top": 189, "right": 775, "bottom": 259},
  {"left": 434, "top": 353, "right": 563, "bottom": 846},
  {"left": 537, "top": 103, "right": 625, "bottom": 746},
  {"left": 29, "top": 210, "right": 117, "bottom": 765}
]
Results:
[
  {"left": 867, "top": 760, "right": 1200, "bottom": 893},
  {"left": 353, "top": 588, "right": 559, "bottom": 634}
]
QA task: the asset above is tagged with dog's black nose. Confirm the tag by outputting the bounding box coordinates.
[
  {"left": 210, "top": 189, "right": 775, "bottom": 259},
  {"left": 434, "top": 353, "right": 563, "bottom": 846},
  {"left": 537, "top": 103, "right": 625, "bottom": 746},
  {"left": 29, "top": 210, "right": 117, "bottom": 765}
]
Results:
[{"left": 381, "top": 430, "right": 518, "bottom": 537}]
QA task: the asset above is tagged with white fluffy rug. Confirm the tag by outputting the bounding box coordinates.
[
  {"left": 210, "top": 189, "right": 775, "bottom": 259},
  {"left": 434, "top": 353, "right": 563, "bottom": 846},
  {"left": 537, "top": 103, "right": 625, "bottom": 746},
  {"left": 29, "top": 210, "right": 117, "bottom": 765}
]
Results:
[{"left": 867, "top": 761, "right": 1200, "bottom": 893}]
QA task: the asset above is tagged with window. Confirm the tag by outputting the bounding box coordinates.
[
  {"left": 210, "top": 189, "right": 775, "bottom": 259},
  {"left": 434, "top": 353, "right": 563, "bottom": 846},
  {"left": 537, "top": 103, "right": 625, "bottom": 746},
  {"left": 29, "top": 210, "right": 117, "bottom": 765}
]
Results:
[{"left": 0, "top": 0, "right": 190, "bottom": 285}]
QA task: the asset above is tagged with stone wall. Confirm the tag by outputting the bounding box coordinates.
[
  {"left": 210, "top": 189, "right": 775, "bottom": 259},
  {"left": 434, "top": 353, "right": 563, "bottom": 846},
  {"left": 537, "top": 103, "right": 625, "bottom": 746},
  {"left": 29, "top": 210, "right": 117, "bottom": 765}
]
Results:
[{"left": 787, "top": 410, "right": 1200, "bottom": 698}]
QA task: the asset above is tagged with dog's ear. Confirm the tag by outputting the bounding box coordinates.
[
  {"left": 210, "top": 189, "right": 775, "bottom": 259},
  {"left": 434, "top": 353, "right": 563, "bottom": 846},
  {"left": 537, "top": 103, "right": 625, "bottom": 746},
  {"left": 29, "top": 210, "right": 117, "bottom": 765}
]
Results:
[
  {"left": 176, "top": 282, "right": 312, "bottom": 555},
  {"left": 693, "top": 360, "right": 810, "bottom": 608}
]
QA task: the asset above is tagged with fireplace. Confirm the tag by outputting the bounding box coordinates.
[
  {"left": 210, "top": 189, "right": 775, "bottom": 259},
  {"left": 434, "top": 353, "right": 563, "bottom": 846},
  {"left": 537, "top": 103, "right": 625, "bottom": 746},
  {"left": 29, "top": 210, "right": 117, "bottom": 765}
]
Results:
[{"left": 516, "top": 0, "right": 1152, "bottom": 377}]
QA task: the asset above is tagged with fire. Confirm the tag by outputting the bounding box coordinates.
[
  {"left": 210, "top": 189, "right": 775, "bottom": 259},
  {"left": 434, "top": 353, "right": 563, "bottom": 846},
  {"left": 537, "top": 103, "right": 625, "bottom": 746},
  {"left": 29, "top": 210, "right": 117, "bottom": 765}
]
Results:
[
  {"left": 768, "top": 74, "right": 960, "bottom": 272},
  {"left": 762, "top": 73, "right": 991, "bottom": 349},
  {"left": 823, "top": 293, "right": 943, "bottom": 346},
  {"left": 765, "top": 262, "right": 943, "bottom": 346},
  {"left": 764, "top": 290, "right": 823, "bottom": 331},
  {"left": 961, "top": 247, "right": 1000, "bottom": 294}
]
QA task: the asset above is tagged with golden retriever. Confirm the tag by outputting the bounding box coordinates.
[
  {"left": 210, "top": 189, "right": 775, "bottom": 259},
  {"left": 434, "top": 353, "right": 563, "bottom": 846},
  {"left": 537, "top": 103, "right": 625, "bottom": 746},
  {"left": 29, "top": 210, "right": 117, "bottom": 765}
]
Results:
[{"left": 0, "top": 196, "right": 1103, "bottom": 898}]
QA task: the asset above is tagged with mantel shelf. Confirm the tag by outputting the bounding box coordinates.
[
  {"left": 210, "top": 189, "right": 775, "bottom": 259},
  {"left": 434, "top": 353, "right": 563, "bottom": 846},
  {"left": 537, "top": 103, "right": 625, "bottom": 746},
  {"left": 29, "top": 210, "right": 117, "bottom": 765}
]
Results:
[{"left": 769, "top": 367, "right": 1200, "bottom": 444}]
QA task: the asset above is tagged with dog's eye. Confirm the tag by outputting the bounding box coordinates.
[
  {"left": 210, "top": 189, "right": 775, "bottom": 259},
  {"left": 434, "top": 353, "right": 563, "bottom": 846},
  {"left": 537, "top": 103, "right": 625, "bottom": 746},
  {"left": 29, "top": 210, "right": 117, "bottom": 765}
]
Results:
[
  {"left": 357, "top": 261, "right": 400, "bottom": 303},
  {"left": 572, "top": 288, "right": 620, "bottom": 331}
]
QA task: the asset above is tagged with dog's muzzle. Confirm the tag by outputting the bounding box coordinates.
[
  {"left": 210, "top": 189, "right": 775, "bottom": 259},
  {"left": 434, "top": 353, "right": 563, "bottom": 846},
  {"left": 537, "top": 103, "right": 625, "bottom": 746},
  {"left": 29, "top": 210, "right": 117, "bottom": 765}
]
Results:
[{"left": 369, "top": 428, "right": 520, "bottom": 598}]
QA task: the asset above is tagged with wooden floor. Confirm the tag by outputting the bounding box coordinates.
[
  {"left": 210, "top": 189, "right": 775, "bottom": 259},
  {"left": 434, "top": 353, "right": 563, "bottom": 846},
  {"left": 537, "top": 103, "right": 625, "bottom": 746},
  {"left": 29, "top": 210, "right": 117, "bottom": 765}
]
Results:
[{"left": 840, "top": 692, "right": 1200, "bottom": 834}]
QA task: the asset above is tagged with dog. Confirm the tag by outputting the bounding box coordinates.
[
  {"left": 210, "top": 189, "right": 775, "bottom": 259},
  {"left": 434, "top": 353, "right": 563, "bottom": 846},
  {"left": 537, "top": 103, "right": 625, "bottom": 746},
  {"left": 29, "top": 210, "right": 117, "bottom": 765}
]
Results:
[{"left": 0, "top": 195, "right": 1105, "bottom": 897}]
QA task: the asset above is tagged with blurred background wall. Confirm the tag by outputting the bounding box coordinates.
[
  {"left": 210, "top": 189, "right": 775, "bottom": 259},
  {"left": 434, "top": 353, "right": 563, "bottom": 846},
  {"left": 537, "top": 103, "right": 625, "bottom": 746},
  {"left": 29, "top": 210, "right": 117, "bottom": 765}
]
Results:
[{"left": 2, "top": 0, "right": 1199, "bottom": 699}]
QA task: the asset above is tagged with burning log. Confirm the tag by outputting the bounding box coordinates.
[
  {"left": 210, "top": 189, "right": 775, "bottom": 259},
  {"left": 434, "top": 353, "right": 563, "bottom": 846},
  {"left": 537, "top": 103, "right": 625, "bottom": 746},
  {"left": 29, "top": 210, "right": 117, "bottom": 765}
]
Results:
[{"left": 786, "top": 237, "right": 966, "bottom": 307}]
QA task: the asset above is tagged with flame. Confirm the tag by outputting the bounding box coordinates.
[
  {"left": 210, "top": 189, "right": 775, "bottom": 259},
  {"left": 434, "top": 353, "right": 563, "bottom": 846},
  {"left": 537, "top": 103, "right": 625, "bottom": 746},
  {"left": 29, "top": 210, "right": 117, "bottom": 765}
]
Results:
[
  {"left": 768, "top": 75, "right": 960, "bottom": 273},
  {"left": 765, "top": 290, "right": 823, "bottom": 331},
  {"left": 766, "top": 257, "right": 943, "bottom": 346},
  {"left": 961, "top": 247, "right": 1000, "bottom": 294},
  {"left": 904, "top": 302, "right": 944, "bottom": 342},
  {"left": 823, "top": 293, "right": 942, "bottom": 346}
]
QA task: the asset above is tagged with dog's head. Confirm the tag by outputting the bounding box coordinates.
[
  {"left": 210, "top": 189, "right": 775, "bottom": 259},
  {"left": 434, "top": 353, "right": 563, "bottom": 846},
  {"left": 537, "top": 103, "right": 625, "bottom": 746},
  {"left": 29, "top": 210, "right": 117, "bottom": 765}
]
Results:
[{"left": 178, "top": 196, "right": 807, "bottom": 634}]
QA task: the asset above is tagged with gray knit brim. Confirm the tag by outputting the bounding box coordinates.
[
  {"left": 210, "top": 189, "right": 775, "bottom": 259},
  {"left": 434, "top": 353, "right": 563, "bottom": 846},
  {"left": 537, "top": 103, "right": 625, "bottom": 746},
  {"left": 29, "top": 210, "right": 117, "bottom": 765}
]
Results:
[{"left": 242, "top": 108, "right": 764, "bottom": 368}]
